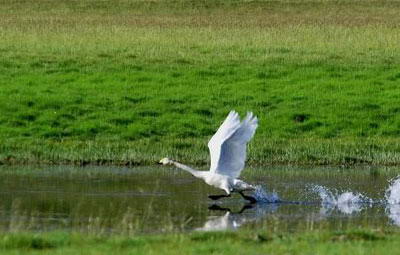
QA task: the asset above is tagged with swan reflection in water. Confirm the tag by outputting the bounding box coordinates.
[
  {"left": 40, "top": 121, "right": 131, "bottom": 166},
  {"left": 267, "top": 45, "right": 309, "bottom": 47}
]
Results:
[{"left": 197, "top": 203, "right": 278, "bottom": 231}]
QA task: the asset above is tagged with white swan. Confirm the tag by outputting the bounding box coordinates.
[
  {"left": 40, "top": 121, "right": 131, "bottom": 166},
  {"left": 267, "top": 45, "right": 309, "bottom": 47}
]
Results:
[{"left": 159, "top": 110, "right": 258, "bottom": 203}]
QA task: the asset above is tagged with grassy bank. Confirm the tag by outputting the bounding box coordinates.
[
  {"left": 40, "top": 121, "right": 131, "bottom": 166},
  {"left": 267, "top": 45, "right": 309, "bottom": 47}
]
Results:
[
  {"left": 0, "top": 229, "right": 399, "bottom": 255},
  {"left": 2, "top": 138, "right": 400, "bottom": 166},
  {"left": 1, "top": 0, "right": 400, "bottom": 165}
]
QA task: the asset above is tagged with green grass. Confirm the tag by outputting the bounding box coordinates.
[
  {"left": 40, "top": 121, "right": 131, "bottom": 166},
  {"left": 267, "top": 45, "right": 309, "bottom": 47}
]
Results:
[
  {"left": 2, "top": 138, "right": 400, "bottom": 166},
  {"left": 0, "top": 229, "right": 398, "bottom": 254},
  {"left": 1, "top": 0, "right": 400, "bottom": 165}
]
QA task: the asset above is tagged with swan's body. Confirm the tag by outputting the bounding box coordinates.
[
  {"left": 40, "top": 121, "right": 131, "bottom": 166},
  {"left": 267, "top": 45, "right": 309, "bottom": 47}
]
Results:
[{"left": 160, "top": 111, "right": 258, "bottom": 202}]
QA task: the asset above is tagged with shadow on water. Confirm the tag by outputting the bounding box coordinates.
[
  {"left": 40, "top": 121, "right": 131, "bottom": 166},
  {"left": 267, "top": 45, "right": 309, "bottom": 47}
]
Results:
[{"left": 0, "top": 165, "right": 400, "bottom": 233}]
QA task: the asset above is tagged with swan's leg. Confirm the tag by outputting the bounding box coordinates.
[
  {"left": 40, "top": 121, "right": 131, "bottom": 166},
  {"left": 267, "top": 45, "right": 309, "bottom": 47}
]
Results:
[
  {"left": 208, "top": 194, "right": 231, "bottom": 200},
  {"left": 239, "top": 191, "right": 257, "bottom": 204}
]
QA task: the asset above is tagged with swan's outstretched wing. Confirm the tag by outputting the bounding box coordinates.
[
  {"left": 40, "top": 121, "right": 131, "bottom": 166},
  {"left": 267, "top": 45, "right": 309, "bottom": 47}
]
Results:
[{"left": 208, "top": 111, "right": 258, "bottom": 178}]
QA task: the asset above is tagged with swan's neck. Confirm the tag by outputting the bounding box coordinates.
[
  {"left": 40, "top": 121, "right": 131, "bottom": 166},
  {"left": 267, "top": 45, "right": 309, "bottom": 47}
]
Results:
[{"left": 172, "top": 160, "right": 206, "bottom": 180}]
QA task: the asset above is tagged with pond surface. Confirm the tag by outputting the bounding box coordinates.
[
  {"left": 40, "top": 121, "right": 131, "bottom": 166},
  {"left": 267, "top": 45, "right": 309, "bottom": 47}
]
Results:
[{"left": 0, "top": 165, "right": 399, "bottom": 234}]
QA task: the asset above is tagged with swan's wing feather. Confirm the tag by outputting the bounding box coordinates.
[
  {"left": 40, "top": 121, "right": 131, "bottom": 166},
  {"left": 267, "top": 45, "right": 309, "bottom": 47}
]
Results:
[
  {"left": 208, "top": 111, "right": 258, "bottom": 178},
  {"left": 208, "top": 111, "right": 241, "bottom": 172}
]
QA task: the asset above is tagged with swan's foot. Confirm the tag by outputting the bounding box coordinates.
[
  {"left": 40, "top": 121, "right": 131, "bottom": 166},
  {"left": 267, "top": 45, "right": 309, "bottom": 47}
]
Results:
[
  {"left": 208, "top": 194, "right": 231, "bottom": 200},
  {"left": 239, "top": 191, "right": 257, "bottom": 204}
]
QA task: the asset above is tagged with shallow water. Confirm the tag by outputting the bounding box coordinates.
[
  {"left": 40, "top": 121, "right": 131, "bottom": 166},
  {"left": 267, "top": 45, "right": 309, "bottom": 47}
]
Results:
[{"left": 0, "top": 165, "right": 399, "bottom": 234}]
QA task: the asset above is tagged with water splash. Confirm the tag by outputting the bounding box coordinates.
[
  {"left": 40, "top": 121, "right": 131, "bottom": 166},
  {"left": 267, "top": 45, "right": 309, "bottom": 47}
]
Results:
[
  {"left": 311, "top": 185, "right": 369, "bottom": 214},
  {"left": 312, "top": 185, "right": 337, "bottom": 205},
  {"left": 385, "top": 176, "right": 400, "bottom": 226},
  {"left": 336, "top": 192, "right": 365, "bottom": 214},
  {"left": 385, "top": 176, "right": 400, "bottom": 204},
  {"left": 253, "top": 185, "right": 280, "bottom": 203},
  {"left": 387, "top": 204, "right": 400, "bottom": 226}
]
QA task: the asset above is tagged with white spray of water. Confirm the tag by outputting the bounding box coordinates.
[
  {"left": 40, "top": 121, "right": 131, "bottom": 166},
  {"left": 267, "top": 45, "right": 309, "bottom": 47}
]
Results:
[
  {"left": 387, "top": 204, "right": 400, "bottom": 226},
  {"left": 312, "top": 185, "right": 369, "bottom": 214},
  {"left": 336, "top": 192, "right": 365, "bottom": 214},
  {"left": 386, "top": 176, "right": 400, "bottom": 204},
  {"left": 253, "top": 185, "right": 280, "bottom": 203},
  {"left": 312, "top": 185, "right": 336, "bottom": 205},
  {"left": 385, "top": 176, "right": 400, "bottom": 226}
]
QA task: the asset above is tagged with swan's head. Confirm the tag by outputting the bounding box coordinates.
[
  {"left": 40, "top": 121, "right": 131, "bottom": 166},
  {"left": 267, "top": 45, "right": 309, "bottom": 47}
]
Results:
[{"left": 159, "top": 157, "right": 173, "bottom": 165}]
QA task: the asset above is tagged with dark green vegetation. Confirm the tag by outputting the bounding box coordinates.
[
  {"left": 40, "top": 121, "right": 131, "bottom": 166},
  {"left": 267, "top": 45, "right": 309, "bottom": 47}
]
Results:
[
  {"left": 1, "top": 0, "right": 400, "bottom": 165},
  {"left": 0, "top": 230, "right": 399, "bottom": 255}
]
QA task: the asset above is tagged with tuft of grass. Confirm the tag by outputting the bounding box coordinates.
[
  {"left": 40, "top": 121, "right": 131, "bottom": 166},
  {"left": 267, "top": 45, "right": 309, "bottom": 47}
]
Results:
[
  {"left": 330, "top": 229, "right": 385, "bottom": 242},
  {"left": 0, "top": 232, "right": 68, "bottom": 250}
]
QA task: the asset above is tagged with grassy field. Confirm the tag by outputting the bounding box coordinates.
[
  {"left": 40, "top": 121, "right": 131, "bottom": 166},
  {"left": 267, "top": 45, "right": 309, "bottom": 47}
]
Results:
[
  {"left": 0, "top": 229, "right": 399, "bottom": 255},
  {"left": 1, "top": 0, "right": 400, "bottom": 165}
]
